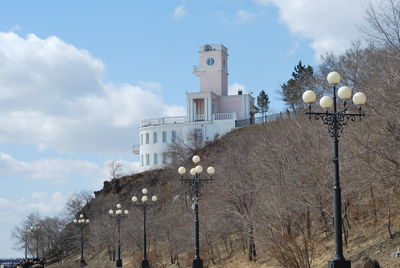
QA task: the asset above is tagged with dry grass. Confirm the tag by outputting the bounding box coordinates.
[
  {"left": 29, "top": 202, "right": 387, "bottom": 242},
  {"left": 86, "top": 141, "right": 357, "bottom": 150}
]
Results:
[
  {"left": 212, "top": 215, "right": 400, "bottom": 268},
  {"left": 49, "top": 215, "right": 400, "bottom": 268}
]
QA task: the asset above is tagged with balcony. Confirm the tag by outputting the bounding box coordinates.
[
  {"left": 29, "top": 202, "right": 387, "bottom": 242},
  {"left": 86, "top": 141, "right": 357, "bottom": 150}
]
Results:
[
  {"left": 193, "top": 65, "right": 201, "bottom": 76},
  {"left": 132, "top": 144, "right": 140, "bottom": 155},
  {"left": 140, "top": 116, "right": 186, "bottom": 127},
  {"left": 199, "top": 44, "right": 228, "bottom": 53},
  {"left": 213, "top": 112, "right": 236, "bottom": 120},
  {"left": 194, "top": 114, "right": 205, "bottom": 121},
  {"left": 140, "top": 112, "right": 237, "bottom": 127}
]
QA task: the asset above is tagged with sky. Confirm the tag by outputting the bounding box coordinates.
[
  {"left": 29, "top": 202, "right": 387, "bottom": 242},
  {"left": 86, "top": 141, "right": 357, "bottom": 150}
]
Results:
[{"left": 0, "top": 0, "right": 375, "bottom": 258}]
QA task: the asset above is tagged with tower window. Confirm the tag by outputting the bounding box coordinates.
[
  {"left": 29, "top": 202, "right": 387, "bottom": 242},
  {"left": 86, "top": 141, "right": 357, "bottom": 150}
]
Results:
[
  {"left": 146, "top": 154, "right": 150, "bottom": 166},
  {"left": 140, "top": 134, "right": 143, "bottom": 145},
  {"left": 206, "top": 57, "right": 215, "bottom": 66},
  {"left": 141, "top": 155, "right": 144, "bottom": 167},
  {"left": 154, "top": 153, "right": 158, "bottom": 165},
  {"left": 145, "top": 133, "right": 149, "bottom": 144}
]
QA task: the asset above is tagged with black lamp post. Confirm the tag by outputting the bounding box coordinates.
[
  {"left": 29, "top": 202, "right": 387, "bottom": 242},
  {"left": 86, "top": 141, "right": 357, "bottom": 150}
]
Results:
[
  {"left": 178, "top": 155, "right": 215, "bottom": 268},
  {"left": 74, "top": 214, "right": 90, "bottom": 267},
  {"left": 109, "top": 204, "right": 129, "bottom": 268},
  {"left": 302, "top": 71, "right": 367, "bottom": 268},
  {"left": 23, "top": 228, "right": 29, "bottom": 260},
  {"left": 131, "top": 188, "right": 158, "bottom": 268},
  {"left": 30, "top": 225, "right": 41, "bottom": 260}
]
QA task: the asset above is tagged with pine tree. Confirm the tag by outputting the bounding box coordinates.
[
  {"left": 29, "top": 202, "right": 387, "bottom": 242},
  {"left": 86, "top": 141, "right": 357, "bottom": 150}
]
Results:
[
  {"left": 257, "top": 90, "right": 270, "bottom": 123},
  {"left": 281, "top": 61, "right": 314, "bottom": 112}
]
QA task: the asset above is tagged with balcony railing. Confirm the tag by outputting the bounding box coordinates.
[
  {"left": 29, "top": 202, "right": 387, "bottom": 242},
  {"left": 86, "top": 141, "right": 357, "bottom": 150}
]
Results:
[
  {"left": 132, "top": 144, "right": 140, "bottom": 155},
  {"left": 254, "top": 113, "right": 286, "bottom": 124},
  {"left": 193, "top": 65, "right": 201, "bottom": 73},
  {"left": 199, "top": 44, "right": 228, "bottom": 53},
  {"left": 140, "top": 113, "right": 238, "bottom": 127},
  {"left": 213, "top": 112, "right": 236, "bottom": 120},
  {"left": 141, "top": 116, "right": 186, "bottom": 127},
  {"left": 194, "top": 114, "right": 205, "bottom": 121}
]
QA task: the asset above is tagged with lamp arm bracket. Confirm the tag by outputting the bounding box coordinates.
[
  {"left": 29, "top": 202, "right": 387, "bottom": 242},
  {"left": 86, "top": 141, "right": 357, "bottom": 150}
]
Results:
[{"left": 305, "top": 110, "right": 365, "bottom": 138}]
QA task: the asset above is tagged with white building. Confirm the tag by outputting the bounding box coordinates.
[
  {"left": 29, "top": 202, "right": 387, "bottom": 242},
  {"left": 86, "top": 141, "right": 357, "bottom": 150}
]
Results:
[{"left": 134, "top": 44, "right": 256, "bottom": 171}]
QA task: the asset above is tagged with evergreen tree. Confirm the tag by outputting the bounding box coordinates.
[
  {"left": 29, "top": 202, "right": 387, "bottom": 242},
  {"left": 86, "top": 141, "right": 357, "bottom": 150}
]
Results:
[
  {"left": 257, "top": 90, "right": 270, "bottom": 122},
  {"left": 281, "top": 61, "right": 314, "bottom": 112}
]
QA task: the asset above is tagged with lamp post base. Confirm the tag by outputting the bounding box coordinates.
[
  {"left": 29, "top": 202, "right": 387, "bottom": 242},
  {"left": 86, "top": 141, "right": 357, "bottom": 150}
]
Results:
[
  {"left": 192, "top": 257, "right": 203, "bottom": 268},
  {"left": 79, "top": 259, "right": 87, "bottom": 267},
  {"left": 328, "top": 259, "right": 351, "bottom": 268},
  {"left": 116, "top": 259, "right": 122, "bottom": 268},
  {"left": 141, "top": 259, "right": 149, "bottom": 268}
]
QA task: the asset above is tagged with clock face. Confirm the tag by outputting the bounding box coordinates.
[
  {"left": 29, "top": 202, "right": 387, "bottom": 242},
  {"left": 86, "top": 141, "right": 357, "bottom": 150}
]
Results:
[{"left": 206, "top": 57, "right": 215, "bottom": 66}]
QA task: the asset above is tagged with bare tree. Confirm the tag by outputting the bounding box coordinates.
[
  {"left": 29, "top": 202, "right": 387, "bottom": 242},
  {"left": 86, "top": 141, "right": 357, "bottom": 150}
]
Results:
[
  {"left": 108, "top": 160, "right": 124, "bottom": 181},
  {"left": 64, "top": 191, "right": 94, "bottom": 220},
  {"left": 167, "top": 130, "right": 205, "bottom": 165}
]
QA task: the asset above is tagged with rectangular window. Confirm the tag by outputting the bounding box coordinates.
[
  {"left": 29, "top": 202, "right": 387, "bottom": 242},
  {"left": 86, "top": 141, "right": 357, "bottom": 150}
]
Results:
[
  {"left": 141, "top": 155, "right": 144, "bottom": 167},
  {"left": 145, "top": 133, "right": 149, "bottom": 144},
  {"left": 154, "top": 153, "right": 158, "bottom": 165},
  {"left": 171, "top": 130, "right": 177, "bottom": 142},
  {"left": 153, "top": 132, "right": 158, "bottom": 144},
  {"left": 162, "top": 131, "right": 167, "bottom": 143},
  {"left": 162, "top": 153, "right": 168, "bottom": 164},
  {"left": 140, "top": 134, "right": 143, "bottom": 145},
  {"left": 146, "top": 154, "right": 150, "bottom": 166}
]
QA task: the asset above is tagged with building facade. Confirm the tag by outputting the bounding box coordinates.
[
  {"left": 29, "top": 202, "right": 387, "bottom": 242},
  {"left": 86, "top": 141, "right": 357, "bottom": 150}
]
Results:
[{"left": 134, "top": 44, "right": 255, "bottom": 171}]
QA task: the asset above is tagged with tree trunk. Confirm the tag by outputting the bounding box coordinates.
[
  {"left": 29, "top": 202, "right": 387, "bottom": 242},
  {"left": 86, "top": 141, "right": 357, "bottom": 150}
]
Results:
[
  {"left": 370, "top": 186, "right": 378, "bottom": 222},
  {"left": 286, "top": 215, "right": 292, "bottom": 235},
  {"left": 108, "top": 245, "right": 112, "bottom": 261},
  {"left": 241, "top": 233, "right": 246, "bottom": 254},
  {"left": 248, "top": 224, "right": 257, "bottom": 262},
  {"left": 320, "top": 209, "right": 329, "bottom": 234},
  {"left": 306, "top": 208, "right": 312, "bottom": 238},
  {"left": 387, "top": 203, "right": 394, "bottom": 239}
]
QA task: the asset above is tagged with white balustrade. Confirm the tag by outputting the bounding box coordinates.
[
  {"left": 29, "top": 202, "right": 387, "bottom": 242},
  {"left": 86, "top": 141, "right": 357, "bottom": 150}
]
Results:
[
  {"left": 141, "top": 116, "right": 186, "bottom": 127},
  {"left": 194, "top": 114, "right": 205, "bottom": 121},
  {"left": 213, "top": 113, "right": 236, "bottom": 120},
  {"left": 140, "top": 112, "right": 238, "bottom": 127}
]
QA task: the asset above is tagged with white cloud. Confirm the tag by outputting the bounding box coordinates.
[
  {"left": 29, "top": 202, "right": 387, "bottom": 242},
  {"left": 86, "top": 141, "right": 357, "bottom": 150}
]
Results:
[
  {"left": 0, "top": 152, "right": 102, "bottom": 183},
  {"left": 0, "top": 191, "right": 67, "bottom": 258},
  {"left": 173, "top": 6, "right": 187, "bottom": 19},
  {"left": 228, "top": 82, "right": 248, "bottom": 95},
  {"left": 254, "top": 0, "right": 373, "bottom": 59},
  {"left": 0, "top": 191, "right": 66, "bottom": 214},
  {"left": 0, "top": 32, "right": 184, "bottom": 153},
  {"left": 102, "top": 159, "right": 139, "bottom": 178},
  {"left": 237, "top": 10, "right": 257, "bottom": 23},
  {"left": 8, "top": 24, "right": 21, "bottom": 32},
  {"left": 138, "top": 81, "right": 162, "bottom": 92}
]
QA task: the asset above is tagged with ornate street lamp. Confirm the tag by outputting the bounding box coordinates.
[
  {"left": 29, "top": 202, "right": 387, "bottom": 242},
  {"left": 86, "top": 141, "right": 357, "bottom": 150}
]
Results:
[
  {"left": 178, "top": 155, "right": 215, "bottom": 268},
  {"left": 30, "top": 225, "right": 41, "bottom": 259},
  {"left": 302, "top": 71, "right": 367, "bottom": 268},
  {"left": 109, "top": 204, "right": 129, "bottom": 268},
  {"left": 23, "top": 228, "right": 30, "bottom": 260},
  {"left": 131, "top": 188, "right": 158, "bottom": 268},
  {"left": 73, "top": 214, "right": 90, "bottom": 267}
]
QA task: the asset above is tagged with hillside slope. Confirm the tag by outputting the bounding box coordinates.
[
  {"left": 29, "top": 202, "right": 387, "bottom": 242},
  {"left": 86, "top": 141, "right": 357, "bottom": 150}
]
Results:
[{"left": 52, "top": 113, "right": 400, "bottom": 268}]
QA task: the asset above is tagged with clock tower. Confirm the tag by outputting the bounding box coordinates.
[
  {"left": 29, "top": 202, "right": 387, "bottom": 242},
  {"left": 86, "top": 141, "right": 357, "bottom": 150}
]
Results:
[
  {"left": 135, "top": 44, "right": 256, "bottom": 172},
  {"left": 193, "top": 44, "right": 228, "bottom": 96}
]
